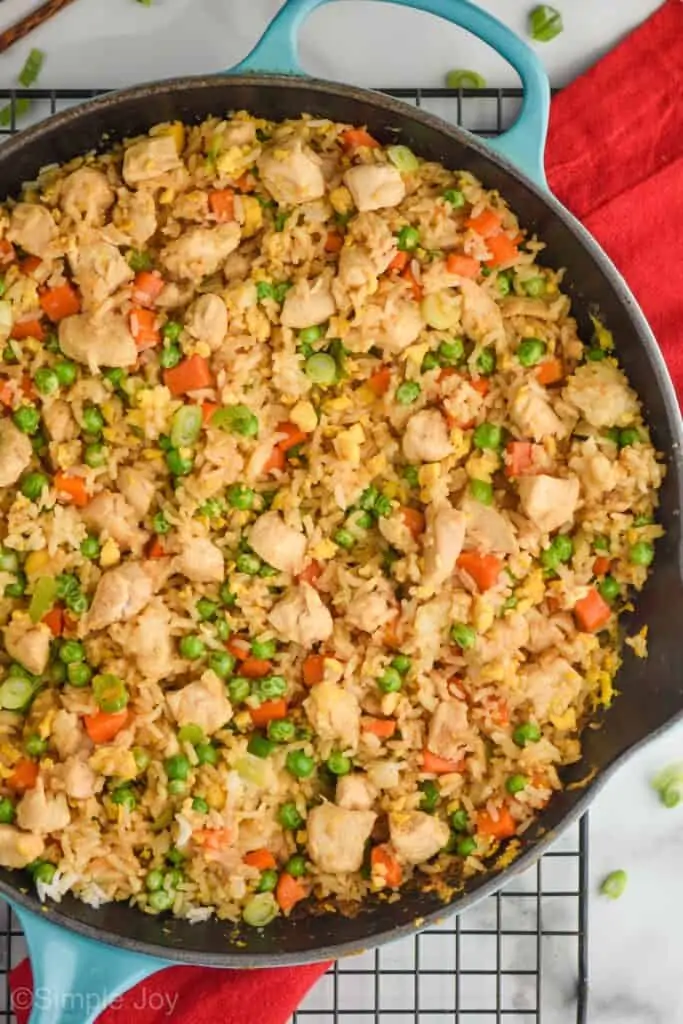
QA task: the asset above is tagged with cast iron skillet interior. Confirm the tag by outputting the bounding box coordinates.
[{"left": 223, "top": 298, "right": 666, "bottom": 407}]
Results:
[{"left": 0, "top": 76, "right": 681, "bottom": 966}]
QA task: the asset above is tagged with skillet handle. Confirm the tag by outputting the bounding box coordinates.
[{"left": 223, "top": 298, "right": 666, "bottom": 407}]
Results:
[
  {"left": 7, "top": 901, "right": 171, "bottom": 1024},
  {"left": 229, "top": 0, "right": 550, "bottom": 188}
]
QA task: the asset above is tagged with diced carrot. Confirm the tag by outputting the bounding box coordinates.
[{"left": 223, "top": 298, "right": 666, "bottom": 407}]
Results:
[
  {"left": 226, "top": 636, "right": 251, "bottom": 661},
  {"left": 446, "top": 253, "right": 481, "bottom": 278},
  {"left": 147, "top": 536, "right": 166, "bottom": 559},
  {"left": 21, "top": 255, "right": 42, "bottom": 276},
  {"left": 574, "top": 587, "right": 611, "bottom": 633},
  {"left": 0, "top": 380, "right": 13, "bottom": 407},
  {"left": 194, "top": 828, "right": 234, "bottom": 851},
  {"left": 370, "top": 845, "right": 402, "bottom": 888},
  {"left": 132, "top": 270, "right": 165, "bottom": 307},
  {"left": 7, "top": 759, "right": 39, "bottom": 791},
  {"left": 388, "top": 251, "right": 409, "bottom": 273},
  {"left": 262, "top": 445, "right": 286, "bottom": 474},
  {"left": 302, "top": 653, "right": 326, "bottom": 687},
  {"left": 535, "top": 358, "right": 564, "bottom": 386},
  {"left": 39, "top": 282, "right": 81, "bottom": 321},
  {"left": 243, "top": 848, "right": 277, "bottom": 871},
  {"left": 209, "top": 188, "right": 236, "bottom": 223},
  {"left": 163, "top": 354, "right": 212, "bottom": 396},
  {"left": 488, "top": 697, "right": 509, "bottom": 727},
  {"left": 593, "top": 555, "right": 611, "bottom": 576},
  {"left": 54, "top": 472, "right": 88, "bottom": 508},
  {"left": 422, "top": 749, "right": 465, "bottom": 774},
  {"left": 456, "top": 551, "right": 502, "bottom": 591},
  {"left": 201, "top": 401, "right": 219, "bottom": 426},
  {"left": 361, "top": 717, "right": 396, "bottom": 739},
  {"left": 466, "top": 209, "right": 503, "bottom": 237},
  {"left": 485, "top": 233, "right": 518, "bottom": 268},
  {"left": 42, "top": 606, "right": 64, "bottom": 637},
  {"left": 341, "top": 128, "right": 380, "bottom": 150},
  {"left": 297, "top": 560, "right": 323, "bottom": 587},
  {"left": 0, "top": 239, "right": 16, "bottom": 264},
  {"left": 130, "top": 307, "right": 161, "bottom": 350},
  {"left": 324, "top": 231, "right": 344, "bottom": 253},
  {"left": 401, "top": 507, "right": 426, "bottom": 539},
  {"left": 383, "top": 614, "right": 402, "bottom": 650},
  {"left": 240, "top": 657, "right": 273, "bottom": 679},
  {"left": 249, "top": 699, "right": 288, "bottom": 728},
  {"left": 276, "top": 872, "right": 307, "bottom": 913},
  {"left": 84, "top": 710, "right": 129, "bottom": 744},
  {"left": 11, "top": 318, "right": 45, "bottom": 342},
  {"left": 401, "top": 264, "right": 423, "bottom": 301},
  {"left": 275, "top": 421, "right": 308, "bottom": 452},
  {"left": 368, "top": 366, "right": 391, "bottom": 396},
  {"left": 477, "top": 805, "right": 516, "bottom": 840},
  {"left": 504, "top": 440, "right": 534, "bottom": 478},
  {"left": 235, "top": 171, "right": 256, "bottom": 193},
  {"left": 468, "top": 376, "right": 490, "bottom": 397}
]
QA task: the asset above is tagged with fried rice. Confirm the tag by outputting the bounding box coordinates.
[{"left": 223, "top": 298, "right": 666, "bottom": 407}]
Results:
[{"left": 0, "top": 111, "right": 664, "bottom": 928}]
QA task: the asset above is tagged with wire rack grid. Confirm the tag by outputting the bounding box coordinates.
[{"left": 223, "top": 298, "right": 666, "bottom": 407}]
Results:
[{"left": 0, "top": 86, "right": 586, "bottom": 1024}]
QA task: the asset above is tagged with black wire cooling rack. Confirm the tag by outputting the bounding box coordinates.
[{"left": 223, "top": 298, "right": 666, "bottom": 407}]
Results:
[{"left": 0, "top": 86, "right": 587, "bottom": 1024}]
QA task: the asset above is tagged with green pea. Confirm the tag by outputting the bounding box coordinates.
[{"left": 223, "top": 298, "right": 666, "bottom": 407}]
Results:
[
  {"left": 128, "top": 249, "right": 153, "bottom": 272},
  {"left": 254, "top": 676, "right": 287, "bottom": 701},
  {"left": 542, "top": 534, "right": 573, "bottom": 572},
  {"left": 420, "top": 780, "right": 440, "bottom": 813},
  {"left": 396, "top": 381, "right": 421, "bottom": 405},
  {"left": 252, "top": 638, "right": 277, "bottom": 660},
  {"left": 54, "top": 360, "right": 77, "bottom": 387},
  {"left": 59, "top": 640, "right": 84, "bottom": 665},
  {"left": 48, "top": 661, "right": 67, "bottom": 685},
  {"left": 103, "top": 368, "right": 126, "bottom": 389},
  {"left": 334, "top": 528, "right": 355, "bottom": 550},
  {"left": 4, "top": 574, "right": 26, "bottom": 599},
  {"left": 148, "top": 889, "right": 174, "bottom": 912},
  {"left": 13, "top": 405, "right": 40, "bottom": 435},
  {"left": 0, "top": 797, "right": 15, "bottom": 824},
  {"left": 326, "top": 751, "right": 351, "bottom": 776},
  {"left": 227, "top": 484, "right": 255, "bottom": 510},
  {"left": 179, "top": 635, "right": 205, "bottom": 660},
  {"left": 476, "top": 347, "right": 496, "bottom": 376},
  {"left": 257, "top": 868, "right": 278, "bottom": 893},
  {"left": 82, "top": 405, "right": 104, "bottom": 435},
  {"left": 66, "top": 591, "right": 88, "bottom": 616},
  {"left": 84, "top": 442, "right": 108, "bottom": 468},
  {"left": 523, "top": 276, "right": 546, "bottom": 297},
  {"left": 497, "top": 272, "right": 512, "bottom": 297},
  {"left": 32, "top": 861, "right": 57, "bottom": 884},
  {"left": 196, "top": 742, "right": 219, "bottom": 766},
  {"left": 298, "top": 324, "right": 324, "bottom": 346},
  {"left": 192, "top": 796, "right": 209, "bottom": 814},
  {"left": 248, "top": 734, "right": 276, "bottom": 758},
  {"left": 285, "top": 749, "right": 315, "bottom": 779},
  {"left": 150, "top": 512, "right": 169, "bottom": 536},
  {"left": 285, "top": 854, "right": 307, "bottom": 878},
  {"left": 402, "top": 465, "right": 419, "bottom": 488},
  {"left": 397, "top": 225, "right": 420, "bottom": 251},
  {"left": 34, "top": 367, "right": 59, "bottom": 395},
  {"left": 451, "top": 622, "right": 476, "bottom": 649},
  {"left": 513, "top": 722, "right": 541, "bottom": 747},
  {"left": 278, "top": 802, "right": 303, "bottom": 830},
  {"left": 378, "top": 667, "right": 402, "bottom": 693},
  {"left": 256, "top": 281, "right": 275, "bottom": 302},
  {"left": 166, "top": 846, "right": 186, "bottom": 866},
  {"left": 162, "top": 320, "right": 182, "bottom": 343},
  {"left": 80, "top": 535, "right": 100, "bottom": 560},
  {"left": 438, "top": 338, "right": 465, "bottom": 365},
  {"left": 469, "top": 478, "right": 493, "bottom": 506},
  {"left": 618, "top": 427, "right": 641, "bottom": 447},
  {"left": 629, "top": 541, "right": 654, "bottom": 567},
  {"left": 352, "top": 510, "right": 373, "bottom": 531},
  {"left": 443, "top": 189, "right": 465, "bottom": 208},
  {"left": 168, "top": 779, "right": 187, "bottom": 797},
  {"left": 145, "top": 869, "right": 164, "bottom": 893},
  {"left": 227, "top": 676, "right": 250, "bottom": 703},
  {"left": 456, "top": 836, "right": 477, "bottom": 857},
  {"left": 219, "top": 583, "right": 237, "bottom": 607},
  {"left": 451, "top": 809, "right": 469, "bottom": 832},
  {"left": 20, "top": 472, "right": 48, "bottom": 501},
  {"left": 208, "top": 650, "right": 236, "bottom": 680},
  {"left": 374, "top": 494, "right": 392, "bottom": 518},
  {"left": 305, "top": 352, "right": 337, "bottom": 386},
  {"left": 235, "top": 551, "right": 261, "bottom": 575},
  {"left": 473, "top": 422, "right": 503, "bottom": 451},
  {"left": 165, "top": 449, "right": 194, "bottom": 477},
  {"left": 599, "top": 575, "right": 620, "bottom": 602},
  {"left": 178, "top": 723, "right": 204, "bottom": 746},
  {"left": 196, "top": 597, "right": 217, "bottom": 621},
  {"left": 506, "top": 774, "right": 528, "bottom": 795},
  {"left": 198, "top": 497, "right": 225, "bottom": 519},
  {"left": 133, "top": 747, "right": 151, "bottom": 772},
  {"left": 160, "top": 342, "right": 181, "bottom": 369},
  {"left": 111, "top": 786, "right": 137, "bottom": 810},
  {"left": 2, "top": 345, "right": 18, "bottom": 364},
  {"left": 259, "top": 563, "right": 279, "bottom": 578},
  {"left": 165, "top": 754, "right": 190, "bottom": 781},
  {"left": 68, "top": 662, "right": 92, "bottom": 687},
  {"left": 421, "top": 352, "right": 440, "bottom": 373},
  {"left": 517, "top": 337, "right": 547, "bottom": 367},
  {"left": 24, "top": 734, "right": 47, "bottom": 757},
  {"left": 359, "top": 486, "right": 379, "bottom": 512},
  {"left": 267, "top": 718, "right": 296, "bottom": 743},
  {"left": 593, "top": 535, "right": 610, "bottom": 553},
  {"left": 586, "top": 346, "right": 606, "bottom": 362},
  {"left": 391, "top": 654, "right": 411, "bottom": 675}
]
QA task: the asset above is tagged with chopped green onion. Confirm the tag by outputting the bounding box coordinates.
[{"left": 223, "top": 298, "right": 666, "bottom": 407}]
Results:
[
  {"left": 386, "top": 145, "right": 419, "bottom": 172},
  {"left": 651, "top": 763, "right": 683, "bottom": 808},
  {"left": 305, "top": 352, "right": 337, "bottom": 386},
  {"left": 19, "top": 49, "right": 45, "bottom": 89},
  {"left": 129, "top": 250, "right": 154, "bottom": 272},
  {"left": 529, "top": 5, "right": 563, "bottom": 43},
  {"left": 0, "top": 676, "right": 34, "bottom": 710},
  {"left": 600, "top": 869, "right": 627, "bottom": 900},
  {"left": 443, "top": 189, "right": 465, "bottom": 208},
  {"left": 93, "top": 673, "right": 129, "bottom": 714},
  {"left": 469, "top": 478, "right": 493, "bottom": 506},
  {"left": 242, "top": 892, "right": 279, "bottom": 928},
  {"left": 28, "top": 576, "right": 57, "bottom": 624},
  {"left": 171, "top": 405, "right": 202, "bottom": 448},
  {"left": 0, "top": 98, "right": 31, "bottom": 128},
  {"left": 211, "top": 404, "right": 259, "bottom": 437},
  {"left": 445, "top": 70, "right": 487, "bottom": 89}
]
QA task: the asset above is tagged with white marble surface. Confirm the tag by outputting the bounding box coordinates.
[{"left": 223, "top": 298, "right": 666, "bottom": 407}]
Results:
[{"left": 1, "top": 2, "right": 680, "bottom": 1022}]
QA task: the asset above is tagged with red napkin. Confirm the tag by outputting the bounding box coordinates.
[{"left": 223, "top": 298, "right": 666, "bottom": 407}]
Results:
[{"left": 9, "top": 2, "right": 683, "bottom": 1021}]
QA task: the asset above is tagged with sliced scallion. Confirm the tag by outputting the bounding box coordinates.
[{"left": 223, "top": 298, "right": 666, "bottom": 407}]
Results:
[
  {"left": 651, "top": 763, "right": 683, "bottom": 808},
  {"left": 445, "top": 69, "right": 487, "bottom": 89},
  {"left": 529, "top": 5, "right": 563, "bottom": 43}
]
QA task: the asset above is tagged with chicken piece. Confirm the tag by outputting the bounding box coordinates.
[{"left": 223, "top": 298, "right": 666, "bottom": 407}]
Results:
[
  {"left": 307, "top": 804, "right": 376, "bottom": 873},
  {"left": 161, "top": 224, "right": 241, "bottom": 281},
  {"left": 426, "top": 700, "right": 470, "bottom": 761},
  {"left": 126, "top": 601, "right": 174, "bottom": 681},
  {"left": 59, "top": 313, "right": 137, "bottom": 370},
  {"left": 347, "top": 212, "right": 396, "bottom": 269},
  {"left": 389, "top": 811, "right": 450, "bottom": 864},
  {"left": 476, "top": 613, "right": 529, "bottom": 663},
  {"left": 0, "top": 417, "right": 32, "bottom": 487},
  {"left": 358, "top": 297, "right": 424, "bottom": 356},
  {"left": 501, "top": 295, "right": 567, "bottom": 321},
  {"left": 112, "top": 188, "right": 158, "bottom": 245},
  {"left": 518, "top": 474, "right": 580, "bottom": 534},
  {"left": 16, "top": 779, "right": 70, "bottom": 834},
  {"left": 280, "top": 275, "right": 336, "bottom": 329},
  {"left": 304, "top": 681, "right": 361, "bottom": 753},
  {"left": 336, "top": 773, "right": 377, "bottom": 811},
  {"left": 414, "top": 595, "right": 451, "bottom": 672},
  {"left": 7, "top": 202, "right": 57, "bottom": 257},
  {"left": 173, "top": 536, "right": 224, "bottom": 584},
  {"left": 69, "top": 241, "right": 133, "bottom": 308},
  {"left": 60, "top": 168, "right": 114, "bottom": 224},
  {"left": 521, "top": 655, "right": 583, "bottom": 719},
  {"left": 524, "top": 609, "right": 573, "bottom": 654},
  {"left": 402, "top": 410, "right": 453, "bottom": 463},
  {"left": 185, "top": 293, "right": 228, "bottom": 351},
  {"left": 0, "top": 825, "right": 44, "bottom": 869},
  {"left": 89, "top": 746, "right": 137, "bottom": 780},
  {"left": 269, "top": 584, "right": 334, "bottom": 647},
  {"left": 51, "top": 709, "right": 87, "bottom": 759},
  {"left": 334, "top": 247, "right": 378, "bottom": 307},
  {"left": 248, "top": 512, "right": 307, "bottom": 575},
  {"left": 460, "top": 495, "right": 518, "bottom": 555},
  {"left": 116, "top": 466, "right": 155, "bottom": 518},
  {"left": 510, "top": 382, "right": 564, "bottom": 442},
  {"left": 122, "top": 135, "right": 182, "bottom": 187},
  {"left": 59, "top": 757, "right": 98, "bottom": 800},
  {"left": 86, "top": 562, "right": 155, "bottom": 631},
  {"left": 167, "top": 671, "right": 233, "bottom": 735},
  {"left": 3, "top": 616, "right": 50, "bottom": 675},
  {"left": 82, "top": 491, "right": 147, "bottom": 552},
  {"left": 563, "top": 362, "right": 639, "bottom": 429},
  {"left": 569, "top": 441, "right": 618, "bottom": 501},
  {"left": 221, "top": 120, "right": 257, "bottom": 147},
  {"left": 257, "top": 138, "right": 325, "bottom": 206},
  {"left": 460, "top": 279, "right": 506, "bottom": 350},
  {"left": 345, "top": 585, "right": 395, "bottom": 635},
  {"left": 343, "top": 165, "right": 405, "bottom": 212},
  {"left": 42, "top": 399, "right": 78, "bottom": 443},
  {"left": 422, "top": 502, "right": 466, "bottom": 588}
]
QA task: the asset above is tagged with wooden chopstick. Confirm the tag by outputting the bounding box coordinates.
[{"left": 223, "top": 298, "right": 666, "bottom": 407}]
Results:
[{"left": 0, "top": 0, "right": 79, "bottom": 56}]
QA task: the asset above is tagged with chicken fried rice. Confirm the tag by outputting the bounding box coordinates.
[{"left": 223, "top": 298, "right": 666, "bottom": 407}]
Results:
[{"left": 0, "top": 112, "right": 664, "bottom": 928}]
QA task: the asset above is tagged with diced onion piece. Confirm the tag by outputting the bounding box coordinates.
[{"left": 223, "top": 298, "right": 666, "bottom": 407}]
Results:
[{"left": 420, "top": 290, "right": 460, "bottom": 330}]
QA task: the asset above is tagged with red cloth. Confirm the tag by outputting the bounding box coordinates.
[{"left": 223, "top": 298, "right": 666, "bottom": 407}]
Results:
[{"left": 9, "top": 2, "right": 683, "bottom": 1021}]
